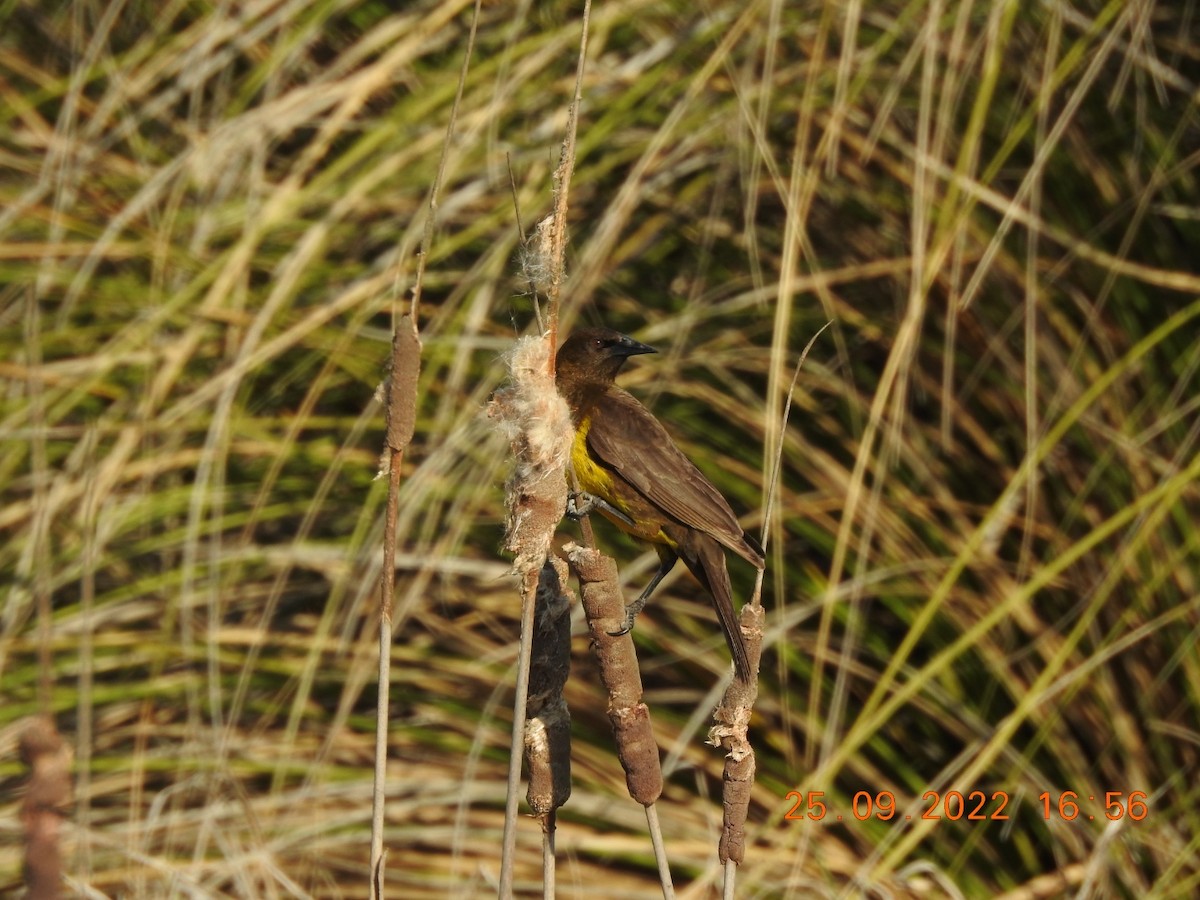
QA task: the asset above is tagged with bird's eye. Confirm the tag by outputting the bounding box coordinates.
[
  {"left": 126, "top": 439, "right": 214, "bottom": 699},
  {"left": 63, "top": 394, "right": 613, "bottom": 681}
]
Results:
[{"left": 592, "top": 338, "right": 604, "bottom": 349}]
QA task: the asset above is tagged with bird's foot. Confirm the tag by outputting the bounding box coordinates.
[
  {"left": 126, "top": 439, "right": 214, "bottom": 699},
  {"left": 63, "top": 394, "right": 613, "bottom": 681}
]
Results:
[
  {"left": 566, "top": 491, "right": 635, "bottom": 526},
  {"left": 564, "top": 490, "right": 597, "bottom": 519},
  {"left": 607, "top": 596, "right": 647, "bottom": 637}
]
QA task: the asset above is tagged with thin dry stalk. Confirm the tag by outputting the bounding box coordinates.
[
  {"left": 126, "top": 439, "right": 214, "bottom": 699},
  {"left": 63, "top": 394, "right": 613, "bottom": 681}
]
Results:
[
  {"left": 538, "top": 0, "right": 592, "bottom": 357},
  {"left": 25, "top": 291, "right": 51, "bottom": 713},
  {"left": 372, "top": 2, "right": 483, "bottom": 893},
  {"left": 372, "top": 315, "right": 421, "bottom": 897},
  {"left": 406, "top": 0, "right": 485, "bottom": 325}
]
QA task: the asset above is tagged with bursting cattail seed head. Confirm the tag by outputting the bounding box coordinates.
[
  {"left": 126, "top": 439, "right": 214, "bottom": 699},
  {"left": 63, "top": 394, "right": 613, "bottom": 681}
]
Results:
[{"left": 489, "top": 334, "right": 572, "bottom": 572}]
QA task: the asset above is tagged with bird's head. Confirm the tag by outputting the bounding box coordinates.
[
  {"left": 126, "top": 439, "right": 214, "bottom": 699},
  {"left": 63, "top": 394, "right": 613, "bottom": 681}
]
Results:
[{"left": 556, "top": 327, "right": 656, "bottom": 385}]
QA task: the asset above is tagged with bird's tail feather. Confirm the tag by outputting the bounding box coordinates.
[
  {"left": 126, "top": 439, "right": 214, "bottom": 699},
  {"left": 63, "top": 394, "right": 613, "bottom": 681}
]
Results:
[{"left": 684, "top": 535, "right": 752, "bottom": 681}]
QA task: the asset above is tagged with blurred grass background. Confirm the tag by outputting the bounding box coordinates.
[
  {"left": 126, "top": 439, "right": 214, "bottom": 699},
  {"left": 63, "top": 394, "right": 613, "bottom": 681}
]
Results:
[{"left": 2, "top": 0, "right": 1199, "bottom": 897}]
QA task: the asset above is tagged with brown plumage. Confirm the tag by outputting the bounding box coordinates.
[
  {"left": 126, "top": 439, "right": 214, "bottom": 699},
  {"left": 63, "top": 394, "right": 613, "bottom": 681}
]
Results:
[{"left": 556, "top": 327, "right": 764, "bottom": 681}]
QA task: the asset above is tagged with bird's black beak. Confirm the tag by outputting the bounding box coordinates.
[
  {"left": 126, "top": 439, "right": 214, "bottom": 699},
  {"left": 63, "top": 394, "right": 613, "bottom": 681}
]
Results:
[{"left": 611, "top": 334, "right": 657, "bottom": 357}]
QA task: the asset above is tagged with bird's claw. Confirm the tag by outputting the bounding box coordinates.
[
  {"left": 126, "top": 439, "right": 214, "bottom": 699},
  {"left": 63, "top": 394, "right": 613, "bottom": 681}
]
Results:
[
  {"left": 565, "top": 491, "right": 598, "bottom": 519},
  {"left": 566, "top": 490, "right": 635, "bottom": 526},
  {"left": 606, "top": 596, "right": 647, "bottom": 637}
]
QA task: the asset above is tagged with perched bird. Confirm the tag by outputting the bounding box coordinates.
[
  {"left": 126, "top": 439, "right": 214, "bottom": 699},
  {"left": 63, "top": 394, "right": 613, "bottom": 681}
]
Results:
[{"left": 556, "top": 327, "right": 764, "bottom": 681}]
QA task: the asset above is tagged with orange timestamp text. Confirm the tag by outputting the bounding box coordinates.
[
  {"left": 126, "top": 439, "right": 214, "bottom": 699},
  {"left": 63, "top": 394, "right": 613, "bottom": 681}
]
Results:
[
  {"left": 784, "top": 790, "right": 1148, "bottom": 823},
  {"left": 1039, "top": 791, "right": 1147, "bottom": 821}
]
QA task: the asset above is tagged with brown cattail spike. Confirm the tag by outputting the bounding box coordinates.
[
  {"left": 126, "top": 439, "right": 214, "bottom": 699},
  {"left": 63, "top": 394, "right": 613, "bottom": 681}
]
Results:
[
  {"left": 566, "top": 542, "right": 663, "bottom": 806},
  {"left": 524, "top": 558, "right": 574, "bottom": 821}
]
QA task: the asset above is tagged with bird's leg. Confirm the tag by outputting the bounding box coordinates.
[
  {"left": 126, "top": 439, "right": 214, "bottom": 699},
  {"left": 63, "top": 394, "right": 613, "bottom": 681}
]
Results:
[
  {"left": 609, "top": 551, "right": 677, "bottom": 636},
  {"left": 565, "top": 490, "right": 635, "bottom": 527}
]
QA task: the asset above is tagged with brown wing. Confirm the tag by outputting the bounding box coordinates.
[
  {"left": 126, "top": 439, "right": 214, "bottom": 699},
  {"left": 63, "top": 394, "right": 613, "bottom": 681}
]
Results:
[{"left": 585, "top": 387, "right": 763, "bottom": 568}]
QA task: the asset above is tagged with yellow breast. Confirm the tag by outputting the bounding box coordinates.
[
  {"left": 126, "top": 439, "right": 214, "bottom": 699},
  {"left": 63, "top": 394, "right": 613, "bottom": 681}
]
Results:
[{"left": 571, "top": 417, "right": 617, "bottom": 498}]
